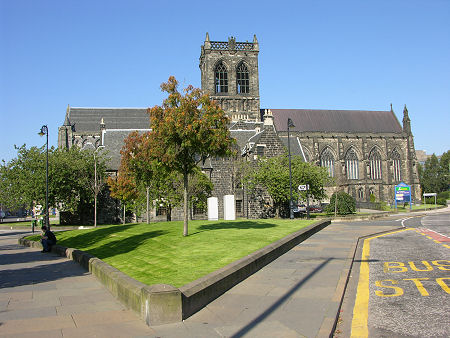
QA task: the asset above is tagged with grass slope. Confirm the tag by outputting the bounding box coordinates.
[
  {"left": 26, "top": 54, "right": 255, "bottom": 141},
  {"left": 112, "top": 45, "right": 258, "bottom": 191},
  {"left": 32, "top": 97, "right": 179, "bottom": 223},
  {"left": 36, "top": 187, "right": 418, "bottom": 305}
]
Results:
[{"left": 29, "top": 219, "right": 314, "bottom": 287}]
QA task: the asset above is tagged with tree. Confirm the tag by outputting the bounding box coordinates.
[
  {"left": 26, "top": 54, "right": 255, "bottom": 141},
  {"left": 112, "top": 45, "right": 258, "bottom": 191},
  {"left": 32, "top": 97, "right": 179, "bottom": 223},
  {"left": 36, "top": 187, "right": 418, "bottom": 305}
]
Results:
[
  {"left": 148, "top": 76, "right": 235, "bottom": 236},
  {"left": 245, "top": 155, "right": 330, "bottom": 217},
  {"left": 107, "top": 164, "right": 139, "bottom": 224},
  {"left": 325, "top": 191, "right": 356, "bottom": 215},
  {"left": 0, "top": 145, "right": 109, "bottom": 224},
  {"left": 418, "top": 152, "right": 449, "bottom": 194},
  {"left": 0, "top": 145, "right": 47, "bottom": 213}
]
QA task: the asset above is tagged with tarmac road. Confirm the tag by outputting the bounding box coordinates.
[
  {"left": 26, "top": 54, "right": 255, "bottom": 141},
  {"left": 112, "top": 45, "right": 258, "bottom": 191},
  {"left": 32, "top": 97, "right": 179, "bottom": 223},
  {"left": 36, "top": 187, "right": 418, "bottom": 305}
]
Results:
[{"left": 337, "top": 210, "right": 450, "bottom": 337}]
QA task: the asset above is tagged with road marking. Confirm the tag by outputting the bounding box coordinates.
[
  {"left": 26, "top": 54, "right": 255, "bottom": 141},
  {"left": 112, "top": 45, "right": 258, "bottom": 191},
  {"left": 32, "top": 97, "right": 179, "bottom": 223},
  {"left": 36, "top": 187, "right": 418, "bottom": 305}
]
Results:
[
  {"left": 401, "top": 217, "right": 414, "bottom": 227},
  {"left": 415, "top": 228, "right": 450, "bottom": 249},
  {"left": 351, "top": 228, "right": 414, "bottom": 337}
]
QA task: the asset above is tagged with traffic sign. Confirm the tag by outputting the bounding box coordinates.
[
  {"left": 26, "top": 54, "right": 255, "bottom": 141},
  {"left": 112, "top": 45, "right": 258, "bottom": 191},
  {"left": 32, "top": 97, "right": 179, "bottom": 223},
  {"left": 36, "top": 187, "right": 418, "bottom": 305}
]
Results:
[{"left": 298, "top": 184, "right": 309, "bottom": 191}]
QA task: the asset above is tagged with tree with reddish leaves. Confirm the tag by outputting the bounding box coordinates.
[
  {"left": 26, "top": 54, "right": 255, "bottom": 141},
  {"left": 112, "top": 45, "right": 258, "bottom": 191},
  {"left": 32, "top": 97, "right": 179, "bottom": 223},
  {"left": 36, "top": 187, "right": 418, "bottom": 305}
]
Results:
[
  {"left": 107, "top": 164, "right": 139, "bottom": 224},
  {"left": 148, "top": 76, "right": 235, "bottom": 236}
]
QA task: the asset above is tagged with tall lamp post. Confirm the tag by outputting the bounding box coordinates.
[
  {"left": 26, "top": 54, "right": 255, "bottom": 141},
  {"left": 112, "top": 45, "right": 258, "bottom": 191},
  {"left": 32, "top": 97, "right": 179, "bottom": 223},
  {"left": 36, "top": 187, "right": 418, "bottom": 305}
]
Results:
[
  {"left": 287, "top": 118, "right": 295, "bottom": 219},
  {"left": 94, "top": 146, "right": 105, "bottom": 227},
  {"left": 38, "top": 125, "right": 49, "bottom": 229}
]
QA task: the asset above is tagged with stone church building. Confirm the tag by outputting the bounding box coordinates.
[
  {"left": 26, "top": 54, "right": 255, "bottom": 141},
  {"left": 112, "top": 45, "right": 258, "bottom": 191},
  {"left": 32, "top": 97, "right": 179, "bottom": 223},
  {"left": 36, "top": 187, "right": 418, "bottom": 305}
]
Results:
[{"left": 58, "top": 34, "right": 420, "bottom": 220}]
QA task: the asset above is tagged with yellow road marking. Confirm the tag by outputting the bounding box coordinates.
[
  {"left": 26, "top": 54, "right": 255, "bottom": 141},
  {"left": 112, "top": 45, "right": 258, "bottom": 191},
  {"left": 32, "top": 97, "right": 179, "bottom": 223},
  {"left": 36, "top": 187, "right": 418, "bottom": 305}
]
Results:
[
  {"left": 351, "top": 228, "right": 414, "bottom": 337},
  {"left": 444, "top": 244, "right": 450, "bottom": 249}
]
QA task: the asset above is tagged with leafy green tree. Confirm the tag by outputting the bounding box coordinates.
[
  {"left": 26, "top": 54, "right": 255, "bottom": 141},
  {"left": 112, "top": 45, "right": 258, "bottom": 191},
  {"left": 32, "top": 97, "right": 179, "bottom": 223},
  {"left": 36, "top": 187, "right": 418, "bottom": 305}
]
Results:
[
  {"left": 0, "top": 145, "right": 48, "bottom": 212},
  {"left": 419, "top": 153, "right": 449, "bottom": 194},
  {"left": 148, "top": 76, "right": 235, "bottom": 235},
  {"left": 245, "top": 155, "right": 330, "bottom": 217},
  {"left": 325, "top": 191, "right": 356, "bottom": 215},
  {"left": 0, "top": 145, "right": 108, "bottom": 223}
]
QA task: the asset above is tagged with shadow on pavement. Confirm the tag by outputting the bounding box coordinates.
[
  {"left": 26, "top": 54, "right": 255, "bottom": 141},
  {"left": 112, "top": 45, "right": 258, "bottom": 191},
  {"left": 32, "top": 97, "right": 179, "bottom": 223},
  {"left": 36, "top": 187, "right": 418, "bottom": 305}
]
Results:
[
  {"left": 0, "top": 259, "right": 87, "bottom": 289},
  {"left": 230, "top": 257, "right": 333, "bottom": 338},
  {"left": 0, "top": 251, "right": 59, "bottom": 265}
]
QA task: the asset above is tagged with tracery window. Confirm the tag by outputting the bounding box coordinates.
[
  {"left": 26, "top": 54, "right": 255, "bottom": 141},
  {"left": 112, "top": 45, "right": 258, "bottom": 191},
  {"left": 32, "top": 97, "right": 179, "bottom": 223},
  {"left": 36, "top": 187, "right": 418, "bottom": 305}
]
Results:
[
  {"left": 391, "top": 150, "right": 401, "bottom": 182},
  {"left": 345, "top": 149, "right": 359, "bottom": 180},
  {"left": 236, "top": 62, "right": 249, "bottom": 94},
  {"left": 358, "top": 188, "right": 364, "bottom": 199},
  {"left": 215, "top": 62, "right": 228, "bottom": 93},
  {"left": 320, "top": 148, "right": 334, "bottom": 177},
  {"left": 369, "top": 149, "right": 382, "bottom": 180}
]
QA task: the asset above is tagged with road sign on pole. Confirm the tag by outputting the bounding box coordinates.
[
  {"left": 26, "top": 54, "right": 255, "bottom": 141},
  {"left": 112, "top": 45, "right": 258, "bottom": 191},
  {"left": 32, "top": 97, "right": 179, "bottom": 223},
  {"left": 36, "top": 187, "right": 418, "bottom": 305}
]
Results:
[{"left": 298, "top": 184, "right": 308, "bottom": 191}]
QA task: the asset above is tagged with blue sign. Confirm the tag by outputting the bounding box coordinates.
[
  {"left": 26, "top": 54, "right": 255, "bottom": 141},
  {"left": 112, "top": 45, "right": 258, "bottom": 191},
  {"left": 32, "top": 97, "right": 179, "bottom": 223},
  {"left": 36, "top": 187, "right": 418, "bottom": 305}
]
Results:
[{"left": 395, "top": 182, "right": 412, "bottom": 209}]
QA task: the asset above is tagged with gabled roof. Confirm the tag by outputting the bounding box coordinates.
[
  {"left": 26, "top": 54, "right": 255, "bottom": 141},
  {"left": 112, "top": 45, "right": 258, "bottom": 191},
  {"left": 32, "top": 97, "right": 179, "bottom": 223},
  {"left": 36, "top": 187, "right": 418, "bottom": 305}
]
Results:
[
  {"left": 266, "top": 109, "right": 403, "bottom": 134},
  {"left": 102, "top": 130, "right": 150, "bottom": 171},
  {"left": 230, "top": 129, "right": 260, "bottom": 150},
  {"left": 66, "top": 107, "right": 149, "bottom": 132}
]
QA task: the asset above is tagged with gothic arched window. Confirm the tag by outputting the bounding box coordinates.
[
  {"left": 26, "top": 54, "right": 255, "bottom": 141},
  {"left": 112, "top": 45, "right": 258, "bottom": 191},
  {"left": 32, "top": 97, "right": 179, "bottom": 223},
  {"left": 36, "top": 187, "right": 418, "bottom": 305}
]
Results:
[
  {"left": 320, "top": 148, "right": 334, "bottom": 177},
  {"left": 215, "top": 62, "right": 228, "bottom": 93},
  {"left": 369, "top": 148, "right": 382, "bottom": 180},
  {"left": 358, "top": 187, "right": 364, "bottom": 200},
  {"left": 236, "top": 62, "right": 249, "bottom": 94},
  {"left": 391, "top": 149, "right": 401, "bottom": 182},
  {"left": 345, "top": 149, "right": 359, "bottom": 180}
]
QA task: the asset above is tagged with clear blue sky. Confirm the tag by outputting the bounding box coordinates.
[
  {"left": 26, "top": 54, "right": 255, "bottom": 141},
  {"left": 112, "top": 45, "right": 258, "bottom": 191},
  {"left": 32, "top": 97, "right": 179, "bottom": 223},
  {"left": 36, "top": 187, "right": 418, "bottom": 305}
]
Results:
[{"left": 1, "top": 0, "right": 449, "bottom": 163}]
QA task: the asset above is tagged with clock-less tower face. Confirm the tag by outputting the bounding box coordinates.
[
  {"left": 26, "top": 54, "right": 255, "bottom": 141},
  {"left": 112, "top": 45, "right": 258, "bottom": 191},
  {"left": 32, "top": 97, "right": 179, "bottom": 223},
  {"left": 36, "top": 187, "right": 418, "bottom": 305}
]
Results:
[{"left": 199, "top": 34, "right": 260, "bottom": 121}]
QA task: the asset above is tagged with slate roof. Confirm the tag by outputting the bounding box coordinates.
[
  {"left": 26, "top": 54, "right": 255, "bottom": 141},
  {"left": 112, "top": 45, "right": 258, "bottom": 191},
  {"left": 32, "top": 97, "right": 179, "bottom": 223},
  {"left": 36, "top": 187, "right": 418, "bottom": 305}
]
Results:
[
  {"left": 102, "top": 130, "right": 150, "bottom": 171},
  {"left": 279, "top": 136, "right": 306, "bottom": 158},
  {"left": 230, "top": 120, "right": 264, "bottom": 131},
  {"left": 265, "top": 109, "right": 403, "bottom": 134},
  {"left": 65, "top": 107, "right": 149, "bottom": 132},
  {"left": 230, "top": 130, "right": 260, "bottom": 151}
]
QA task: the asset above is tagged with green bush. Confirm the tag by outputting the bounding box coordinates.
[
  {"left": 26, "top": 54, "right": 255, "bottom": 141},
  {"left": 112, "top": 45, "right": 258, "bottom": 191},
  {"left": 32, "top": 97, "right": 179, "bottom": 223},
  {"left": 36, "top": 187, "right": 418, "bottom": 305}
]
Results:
[
  {"left": 437, "top": 191, "right": 450, "bottom": 200},
  {"left": 325, "top": 191, "right": 356, "bottom": 215},
  {"left": 424, "top": 194, "right": 448, "bottom": 206}
]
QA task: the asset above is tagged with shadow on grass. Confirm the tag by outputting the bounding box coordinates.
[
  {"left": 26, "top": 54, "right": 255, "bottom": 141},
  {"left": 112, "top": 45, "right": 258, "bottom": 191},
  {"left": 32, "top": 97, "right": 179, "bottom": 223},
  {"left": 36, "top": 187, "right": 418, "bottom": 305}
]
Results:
[
  {"left": 85, "top": 229, "right": 168, "bottom": 260},
  {"left": 191, "top": 221, "right": 277, "bottom": 235},
  {"left": 57, "top": 224, "right": 137, "bottom": 249}
]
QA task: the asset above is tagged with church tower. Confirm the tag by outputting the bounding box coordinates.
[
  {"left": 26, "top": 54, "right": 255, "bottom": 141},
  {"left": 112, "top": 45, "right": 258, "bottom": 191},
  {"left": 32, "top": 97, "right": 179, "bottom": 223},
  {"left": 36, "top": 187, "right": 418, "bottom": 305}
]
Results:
[{"left": 199, "top": 33, "right": 260, "bottom": 121}]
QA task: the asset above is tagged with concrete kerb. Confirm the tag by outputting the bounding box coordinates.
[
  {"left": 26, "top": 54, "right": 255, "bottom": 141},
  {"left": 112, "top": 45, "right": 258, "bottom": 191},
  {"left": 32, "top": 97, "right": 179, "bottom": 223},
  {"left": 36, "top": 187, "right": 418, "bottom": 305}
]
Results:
[
  {"left": 18, "top": 219, "right": 330, "bottom": 326},
  {"left": 330, "top": 204, "right": 447, "bottom": 223}
]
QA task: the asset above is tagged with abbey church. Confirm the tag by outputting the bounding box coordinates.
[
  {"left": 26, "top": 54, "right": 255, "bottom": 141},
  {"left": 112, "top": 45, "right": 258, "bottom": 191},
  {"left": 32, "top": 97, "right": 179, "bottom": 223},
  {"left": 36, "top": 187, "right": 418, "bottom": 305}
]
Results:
[{"left": 58, "top": 34, "right": 420, "bottom": 220}]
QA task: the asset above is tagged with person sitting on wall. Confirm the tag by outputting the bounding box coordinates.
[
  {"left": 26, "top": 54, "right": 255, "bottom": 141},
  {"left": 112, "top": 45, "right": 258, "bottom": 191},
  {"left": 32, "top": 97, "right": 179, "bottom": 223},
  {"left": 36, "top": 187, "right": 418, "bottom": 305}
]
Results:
[{"left": 40, "top": 225, "right": 57, "bottom": 252}]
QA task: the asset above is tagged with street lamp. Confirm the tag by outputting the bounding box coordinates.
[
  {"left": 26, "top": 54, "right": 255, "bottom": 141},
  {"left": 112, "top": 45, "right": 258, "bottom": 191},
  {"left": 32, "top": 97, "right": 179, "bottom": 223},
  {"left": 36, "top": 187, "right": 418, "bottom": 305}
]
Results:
[
  {"left": 94, "top": 146, "right": 105, "bottom": 227},
  {"left": 38, "top": 125, "right": 49, "bottom": 229},
  {"left": 287, "top": 118, "right": 295, "bottom": 219}
]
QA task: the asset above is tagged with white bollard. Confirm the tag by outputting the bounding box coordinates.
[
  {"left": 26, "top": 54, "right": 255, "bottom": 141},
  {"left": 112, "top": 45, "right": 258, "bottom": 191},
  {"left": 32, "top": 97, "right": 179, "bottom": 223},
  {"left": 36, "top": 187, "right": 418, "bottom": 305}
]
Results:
[
  {"left": 207, "top": 197, "right": 219, "bottom": 221},
  {"left": 223, "top": 195, "right": 236, "bottom": 220}
]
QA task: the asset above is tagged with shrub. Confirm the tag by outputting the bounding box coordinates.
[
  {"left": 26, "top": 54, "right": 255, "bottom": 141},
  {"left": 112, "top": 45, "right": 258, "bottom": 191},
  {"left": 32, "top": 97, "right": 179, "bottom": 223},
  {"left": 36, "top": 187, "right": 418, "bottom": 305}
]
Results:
[{"left": 325, "top": 191, "right": 356, "bottom": 215}]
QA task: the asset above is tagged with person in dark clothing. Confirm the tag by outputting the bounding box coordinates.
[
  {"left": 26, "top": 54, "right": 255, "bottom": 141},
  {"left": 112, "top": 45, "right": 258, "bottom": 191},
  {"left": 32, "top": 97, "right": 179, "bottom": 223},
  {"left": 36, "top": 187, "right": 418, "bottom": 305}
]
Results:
[{"left": 40, "top": 225, "right": 56, "bottom": 252}]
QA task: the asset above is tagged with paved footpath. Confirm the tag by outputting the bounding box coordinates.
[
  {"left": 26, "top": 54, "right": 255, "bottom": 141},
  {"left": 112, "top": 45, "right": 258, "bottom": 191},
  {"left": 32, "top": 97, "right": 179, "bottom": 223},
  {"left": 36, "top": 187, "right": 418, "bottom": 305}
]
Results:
[
  {"left": 0, "top": 210, "right": 444, "bottom": 338},
  {"left": 0, "top": 230, "right": 155, "bottom": 337}
]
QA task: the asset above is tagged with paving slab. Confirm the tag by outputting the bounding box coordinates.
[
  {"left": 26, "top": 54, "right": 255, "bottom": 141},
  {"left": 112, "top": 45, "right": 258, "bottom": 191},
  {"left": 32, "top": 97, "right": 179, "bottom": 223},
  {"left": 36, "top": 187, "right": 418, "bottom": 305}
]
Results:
[{"left": 0, "top": 230, "right": 155, "bottom": 337}]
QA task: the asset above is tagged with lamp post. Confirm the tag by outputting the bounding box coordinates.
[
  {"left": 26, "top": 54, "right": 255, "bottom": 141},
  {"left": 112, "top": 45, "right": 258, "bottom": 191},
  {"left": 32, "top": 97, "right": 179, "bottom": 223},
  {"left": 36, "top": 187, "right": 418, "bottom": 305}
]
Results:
[
  {"left": 38, "top": 125, "right": 49, "bottom": 229},
  {"left": 287, "top": 118, "right": 295, "bottom": 219},
  {"left": 94, "top": 146, "right": 105, "bottom": 227}
]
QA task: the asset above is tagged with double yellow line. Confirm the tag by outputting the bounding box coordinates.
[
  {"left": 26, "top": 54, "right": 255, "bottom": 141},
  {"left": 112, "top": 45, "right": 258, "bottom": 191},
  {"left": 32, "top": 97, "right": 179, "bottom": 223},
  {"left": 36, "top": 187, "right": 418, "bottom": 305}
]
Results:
[{"left": 351, "top": 228, "right": 414, "bottom": 337}]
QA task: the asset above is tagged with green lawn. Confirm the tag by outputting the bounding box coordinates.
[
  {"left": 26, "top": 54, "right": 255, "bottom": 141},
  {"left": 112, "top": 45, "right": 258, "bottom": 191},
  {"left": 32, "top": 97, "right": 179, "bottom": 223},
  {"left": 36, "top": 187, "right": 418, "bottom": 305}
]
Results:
[{"left": 27, "top": 219, "right": 314, "bottom": 287}]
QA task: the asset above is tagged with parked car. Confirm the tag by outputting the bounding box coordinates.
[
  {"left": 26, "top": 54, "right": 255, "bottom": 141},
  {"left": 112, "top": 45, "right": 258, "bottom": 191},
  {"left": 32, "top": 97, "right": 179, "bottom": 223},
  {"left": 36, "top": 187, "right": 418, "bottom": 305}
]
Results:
[
  {"left": 293, "top": 204, "right": 306, "bottom": 213},
  {"left": 307, "top": 206, "right": 323, "bottom": 213}
]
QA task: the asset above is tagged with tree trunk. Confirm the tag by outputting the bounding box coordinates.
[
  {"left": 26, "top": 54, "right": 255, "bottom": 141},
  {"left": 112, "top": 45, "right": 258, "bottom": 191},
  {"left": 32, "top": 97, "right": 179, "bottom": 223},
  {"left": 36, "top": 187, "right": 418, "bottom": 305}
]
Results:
[
  {"left": 123, "top": 204, "right": 126, "bottom": 225},
  {"left": 146, "top": 186, "right": 150, "bottom": 224},
  {"left": 183, "top": 172, "right": 188, "bottom": 236}
]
